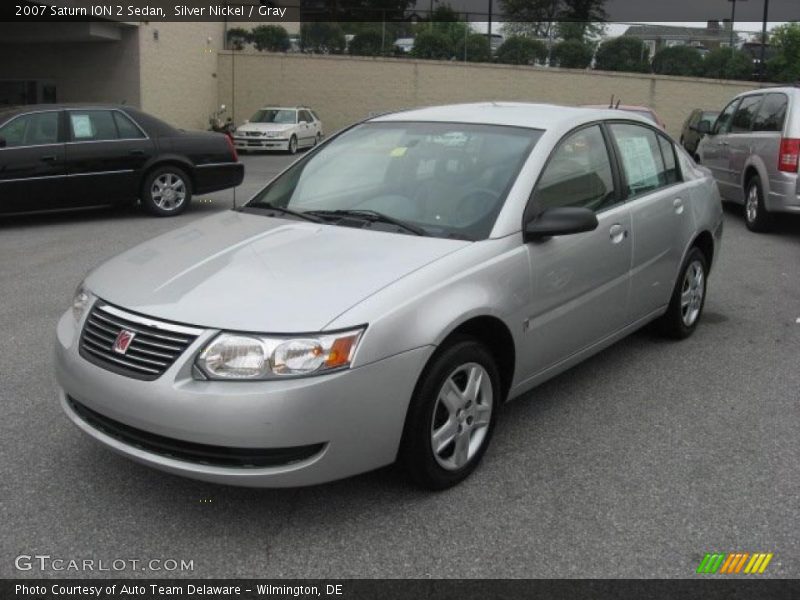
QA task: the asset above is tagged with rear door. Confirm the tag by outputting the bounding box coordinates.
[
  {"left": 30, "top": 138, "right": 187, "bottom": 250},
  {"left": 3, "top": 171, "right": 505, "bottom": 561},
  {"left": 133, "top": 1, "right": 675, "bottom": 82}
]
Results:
[
  {"left": 0, "top": 110, "right": 66, "bottom": 214},
  {"left": 608, "top": 122, "right": 695, "bottom": 320},
  {"left": 64, "top": 108, "right": 155, "bottom": 206},
  {"left": 702, "top": 98, "right": 739, "bottom": 199},
  {"left": 520, "top": 123, "right": 632, "bottom": 378}
]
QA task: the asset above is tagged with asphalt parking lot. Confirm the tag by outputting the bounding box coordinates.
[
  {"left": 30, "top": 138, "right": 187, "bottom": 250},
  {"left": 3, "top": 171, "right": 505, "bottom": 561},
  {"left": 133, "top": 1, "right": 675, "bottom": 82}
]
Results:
[{"left": 1, "top": 152, "right": 798, "bottom": 579}]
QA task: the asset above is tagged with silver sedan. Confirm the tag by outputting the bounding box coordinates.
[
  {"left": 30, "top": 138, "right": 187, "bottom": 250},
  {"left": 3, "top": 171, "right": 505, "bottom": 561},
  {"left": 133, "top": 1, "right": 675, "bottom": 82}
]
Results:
[{"left": 56, "top": 103, "right": 723, "bottom": 489}]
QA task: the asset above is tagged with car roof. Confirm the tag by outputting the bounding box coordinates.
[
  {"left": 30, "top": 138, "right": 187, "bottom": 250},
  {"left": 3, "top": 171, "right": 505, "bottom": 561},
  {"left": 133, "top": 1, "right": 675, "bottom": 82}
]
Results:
[
  {"left": 736, "top": 86, "right": 800, "bottom": 98},
  {"left": 257, "top": 106, "right": 309, "bottom": 110},
  {"left": 371, "top": 102, "right": 651, "bottom": 130}
]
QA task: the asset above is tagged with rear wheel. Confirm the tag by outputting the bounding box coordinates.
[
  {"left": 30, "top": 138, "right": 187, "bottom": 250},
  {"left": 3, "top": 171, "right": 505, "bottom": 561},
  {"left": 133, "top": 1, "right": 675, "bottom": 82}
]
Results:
[
  {"left": 141, "top": 166, "right": 191, "bottom": 217},
  {"left": 655, "top": 247, "right": 708, "bottom": 339},
  {"left": 399, "top": 338, "right": 500, "bottom": 490},
  {"left": 744, "top": 175, "right": 772, "bottom": 233}
]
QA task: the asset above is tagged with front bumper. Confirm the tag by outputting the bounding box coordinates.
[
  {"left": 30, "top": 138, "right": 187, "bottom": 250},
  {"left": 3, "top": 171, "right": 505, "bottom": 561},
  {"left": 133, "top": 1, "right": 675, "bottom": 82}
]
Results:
[
  {"left": 233, "top": 137, "right": 289, "bottom": 151},
  {"left": 55, "top": 308, "right": 432, "bottom": 487}
]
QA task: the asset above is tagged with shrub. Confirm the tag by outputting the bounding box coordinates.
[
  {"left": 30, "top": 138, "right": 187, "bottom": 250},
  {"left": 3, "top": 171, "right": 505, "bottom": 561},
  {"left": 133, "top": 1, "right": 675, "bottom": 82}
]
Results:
[
  {"left": 652, "top": 45, "right": 704, "bottom": 77},
  {"left": 595, "top": 37, "right": 650, "bottom": 72},
  {"left": 250, "top": 25, "right": 290, "bottom": 53},
  {"left": 550, "top": 40, "right": 593, "bottom": 69},
  {"left": 495, "top": 36, "right": 547, "bottom": 65},
  {"left": 410, "top": 31, "right": 453, "bottom": 60},
  {"left": 702, "top": 48, "right": 753, "bottom": 81},
  {"left": 455, "top": 33, "right": 491, "bottom": 62}
]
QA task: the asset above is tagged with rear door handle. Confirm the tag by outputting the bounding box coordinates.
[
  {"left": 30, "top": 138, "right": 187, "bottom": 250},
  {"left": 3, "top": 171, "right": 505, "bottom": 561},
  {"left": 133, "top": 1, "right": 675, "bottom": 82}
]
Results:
[
  {"left": 40, "top": 155, "right": 58, "bottom": 162},
  {"left": 673, "top": 198, "right": 684, "bottom": 214},
  {"left": 609, "top": 224, "right": 627, "bottom": 244},
  {"left": 129, "top": 149, "right": 145, "bottom": 155}
]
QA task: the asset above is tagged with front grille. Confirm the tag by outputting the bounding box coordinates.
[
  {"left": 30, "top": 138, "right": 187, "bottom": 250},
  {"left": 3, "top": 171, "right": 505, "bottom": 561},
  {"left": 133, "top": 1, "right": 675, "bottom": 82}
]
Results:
[
  {"left": 68, "top": 397, "right": 325, "bottom": 468},
  {"left": 80, "top": 301, "right": 202, "bottom": 381},
  {"left": 245, "top": 131, "right": 263, "bottom": 137}
]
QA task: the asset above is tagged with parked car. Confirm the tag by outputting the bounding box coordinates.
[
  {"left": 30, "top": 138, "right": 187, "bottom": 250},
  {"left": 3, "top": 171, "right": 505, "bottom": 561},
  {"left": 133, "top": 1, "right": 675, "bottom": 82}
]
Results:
[
  {"left": 680, "top": 109, "right": 719, "bottom": 158},
  {"left": 697, "top": 86, "right": 799, "bottom": 232},
  {"left": 0, "top": 104, "right": 243, "bottom": 217},
  {"left": 583, "top": 104, "right": 667, "bottom": 130},
  {"left": 56, "top": 103, "right": 723, "bottom": 490},
  {"left": 233, "top": 106, "right": 323, "bottom": 155}
]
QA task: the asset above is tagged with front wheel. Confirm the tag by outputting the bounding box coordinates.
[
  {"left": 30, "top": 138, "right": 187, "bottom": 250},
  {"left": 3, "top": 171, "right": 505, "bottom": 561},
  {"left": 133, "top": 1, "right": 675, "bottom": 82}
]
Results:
[
  {"left": 141, "top": 166, "right": 192, "bottom": 217},
  {"left": 744, "top": 175, "right": 772, "bottom": 233},
  {"left": 655, "top": 247, "right": 708, "bottom": 339},
  {"left": 399, "top": 338, "right": 500, "bottom": 490},
  {"left": 287, "top": 135, "right": 298, "bottom": 155}
]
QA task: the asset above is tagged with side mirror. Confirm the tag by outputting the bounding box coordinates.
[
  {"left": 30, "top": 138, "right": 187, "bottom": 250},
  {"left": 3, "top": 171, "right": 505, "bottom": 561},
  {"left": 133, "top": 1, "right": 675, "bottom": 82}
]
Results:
[
  {"left": 524, "top": 207, "right": 599, "bottom": 241},
  {"left": 696, "top": 120, "right": 711, "bottom": 135},
  {"left": 0, "top": 136, "right": 6, "bottom": 148}
]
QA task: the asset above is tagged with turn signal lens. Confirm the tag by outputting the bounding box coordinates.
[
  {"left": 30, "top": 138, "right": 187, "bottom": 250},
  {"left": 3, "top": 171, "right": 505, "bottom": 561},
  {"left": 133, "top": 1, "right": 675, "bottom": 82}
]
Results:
[{"left": 72, "top": 285, "right": 91, "bottom": 323}]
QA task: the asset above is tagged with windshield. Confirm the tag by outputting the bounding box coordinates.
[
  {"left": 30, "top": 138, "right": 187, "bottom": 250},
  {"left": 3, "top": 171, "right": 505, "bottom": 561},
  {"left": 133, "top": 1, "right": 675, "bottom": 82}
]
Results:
[
  {"left": 247, "top": 122, "right": 542, "bottom": 240},
  {"left": 250, "top": 109, "right": 297, "bottom": 124}
]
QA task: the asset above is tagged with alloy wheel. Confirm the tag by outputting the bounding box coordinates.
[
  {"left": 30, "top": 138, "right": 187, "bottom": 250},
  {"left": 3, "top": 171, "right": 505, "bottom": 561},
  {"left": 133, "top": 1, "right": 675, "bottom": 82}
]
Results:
[
  {"left": 746, "top": 184, "right": 759, "bottom": 224},
  {"left": 151, "top": 173, "right": 186, "bottom": 211},
  {"left": 680, "top": 260, "right": 705, "bottom": 327},
  {"left": 430, "top": 362, "right": 493, "bottom": 471}
]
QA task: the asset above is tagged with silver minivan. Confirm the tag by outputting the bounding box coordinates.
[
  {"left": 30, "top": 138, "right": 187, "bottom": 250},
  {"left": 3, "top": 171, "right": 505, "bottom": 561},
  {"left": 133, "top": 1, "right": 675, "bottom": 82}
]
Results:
[{"left": 698, "top": 86, "right": 800, "bottom": 232}]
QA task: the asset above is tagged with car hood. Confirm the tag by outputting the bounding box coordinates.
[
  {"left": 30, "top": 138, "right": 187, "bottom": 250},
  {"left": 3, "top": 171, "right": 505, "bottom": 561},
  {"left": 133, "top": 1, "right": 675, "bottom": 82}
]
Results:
[
  {"left": 85, "top": 211, "right": 469, "bottom": 332},
  {"left": 236, "top": 123, "right": 295, "bottom": 133}
]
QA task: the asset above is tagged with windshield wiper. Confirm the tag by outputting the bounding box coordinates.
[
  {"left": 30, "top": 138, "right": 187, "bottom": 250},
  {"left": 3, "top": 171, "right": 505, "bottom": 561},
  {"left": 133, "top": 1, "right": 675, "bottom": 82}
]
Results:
[
  {"left": 242, "top": 202, "right": 323, "bottom": 223},
  {"left": 306, "top": 209, "right": 427, "bottom": 236}
]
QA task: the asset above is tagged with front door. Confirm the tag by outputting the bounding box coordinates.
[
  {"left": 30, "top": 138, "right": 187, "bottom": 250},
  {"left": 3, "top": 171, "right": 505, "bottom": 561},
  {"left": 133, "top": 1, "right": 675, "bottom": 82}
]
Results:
[
  {"left": 701, "top": 98, "right": 739, "bottom": 201},
  {"left": 520, "top": 123, "right": 632, "bottom": 380},
  {"left": 0, "top": 109, "right": 66, "bottom": 215}
]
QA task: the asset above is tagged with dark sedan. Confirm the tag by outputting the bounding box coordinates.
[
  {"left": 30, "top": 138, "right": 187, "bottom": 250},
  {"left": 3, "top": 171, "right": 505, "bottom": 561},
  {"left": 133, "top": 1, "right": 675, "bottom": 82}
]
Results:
[
  {"left": 0, "top": 104, "right": 244, "bottom": 217},
  {"left": 680, "top": 109, "right": 719, "bottom": 158}
]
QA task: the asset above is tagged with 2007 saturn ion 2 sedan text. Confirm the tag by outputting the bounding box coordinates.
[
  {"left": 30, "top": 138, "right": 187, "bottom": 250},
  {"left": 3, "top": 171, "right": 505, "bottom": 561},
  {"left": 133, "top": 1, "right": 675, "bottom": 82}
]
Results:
[{"left": 56, "top": 103, "right": 723, "bottom": 489}]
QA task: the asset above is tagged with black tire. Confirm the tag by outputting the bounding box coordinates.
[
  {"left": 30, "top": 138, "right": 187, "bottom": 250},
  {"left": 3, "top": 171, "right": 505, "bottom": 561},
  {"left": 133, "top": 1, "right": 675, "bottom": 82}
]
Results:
[
  {"left": 141, "top": 166, "right": 192, "bottom": 217},
  {"left": 744, "top": 174, "right": 772, "bottom": 233},
  {"left": 314, "top": 132, "right": 322, "bottom": 146},
  {"left": 399, "top": 337, "right": 501, "bottom": 490},
  {"left": 287, "top": 135, "right": 298, "bottom": 155},
  {"left": 655, "top": 247, "right": 709, "bottom": 340}
]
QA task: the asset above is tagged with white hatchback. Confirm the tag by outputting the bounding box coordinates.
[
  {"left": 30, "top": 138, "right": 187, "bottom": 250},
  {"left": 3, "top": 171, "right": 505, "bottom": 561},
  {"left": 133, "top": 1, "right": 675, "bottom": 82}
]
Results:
[{"left": 233, "top": 106, "right": 323, "bottom": 155}]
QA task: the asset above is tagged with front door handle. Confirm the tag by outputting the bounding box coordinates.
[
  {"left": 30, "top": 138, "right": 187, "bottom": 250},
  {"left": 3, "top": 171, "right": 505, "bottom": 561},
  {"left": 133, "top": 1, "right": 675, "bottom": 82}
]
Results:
[
  {"left": 673, "top": 198, "right": 684, "bottom": 214},
  {"left": 129, "top": 149, "right": 145, "bottom": 155},
  {"left": 40, "top": 155, "right": 58, "bottom": 162},
  {"left": 609, "top": 224, "right": 627, "bottom": 244}
]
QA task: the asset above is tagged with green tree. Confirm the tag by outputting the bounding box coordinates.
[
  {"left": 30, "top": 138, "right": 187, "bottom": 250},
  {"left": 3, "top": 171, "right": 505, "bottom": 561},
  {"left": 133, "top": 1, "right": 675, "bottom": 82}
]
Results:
[
  {"left": 595, "top": 36, "right": 650, "bottom": 72},
  {"left": 410, "top": 30, "right": 453, "bottom": 60},
  {"left": 651, "top": 45, "right": 704, "bottom": 77},
  {"left": 250, "top": 25, "right": 290, "bottom": 52},
  {"left": 501, "top": 0, "right": 607, "bottom": 42},
  {"left": 766, "top": 22, "right": 800, "bottom": 82},
  {"left": 702, "top": 47, "right": 753, "bottom": 80},
  {"left": 455, "top": 33, "right": 491, "bottom": 62},
  {"left": 349, "top": 29, "right": 385, "bottom": 56},
  {"left": 496, "top": 36, "right": 548, "bottom": 65},
  {"left": 226, "top": 27, "right": 250, "bottom": 51},
  {"left": 550, "top": 39, "right": 593, "bottom": 68},
  {"left": 301, "top": 22, "right": 346, "bottom": 54}
]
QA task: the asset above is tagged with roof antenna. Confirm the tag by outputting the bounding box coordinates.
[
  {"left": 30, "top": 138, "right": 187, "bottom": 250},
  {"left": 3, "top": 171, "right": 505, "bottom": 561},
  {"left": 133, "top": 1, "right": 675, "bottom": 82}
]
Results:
[
  {"left": 615, "top": 99, "right": 621, "bottom": 109},
  {"left": 609, "top": 94, "right": 614, "bottom": 109}
]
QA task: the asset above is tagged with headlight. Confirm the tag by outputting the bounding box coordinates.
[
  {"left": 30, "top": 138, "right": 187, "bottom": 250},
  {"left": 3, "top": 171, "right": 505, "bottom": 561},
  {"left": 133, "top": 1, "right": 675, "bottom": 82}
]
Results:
[
  {"left": 195, "top": 327, "right": 365, "bottom": 380},
  {"left": 72, "top": 284, "right": 91, "bottom": 322}
]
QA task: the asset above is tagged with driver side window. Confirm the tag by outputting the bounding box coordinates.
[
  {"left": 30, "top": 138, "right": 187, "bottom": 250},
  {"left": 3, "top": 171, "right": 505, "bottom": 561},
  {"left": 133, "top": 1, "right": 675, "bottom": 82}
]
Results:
[
  {"left": 532, "top": 125, "right": 616, "bottom": 213},
  {"left": 713, "top": 99, "right": 739, "bottom": 135}
]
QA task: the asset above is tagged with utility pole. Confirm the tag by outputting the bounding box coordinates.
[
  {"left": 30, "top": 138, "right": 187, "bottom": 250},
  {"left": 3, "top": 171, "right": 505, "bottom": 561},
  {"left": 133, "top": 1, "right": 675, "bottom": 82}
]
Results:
[{"left": 759, "top": 0, "right": 769, "bottom": 82}]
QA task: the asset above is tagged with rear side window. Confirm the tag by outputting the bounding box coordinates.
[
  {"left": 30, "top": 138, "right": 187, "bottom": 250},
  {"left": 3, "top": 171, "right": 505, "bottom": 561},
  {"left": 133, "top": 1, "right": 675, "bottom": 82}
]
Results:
[
  {"left": 752, "top": 94, "right": 788, "bottom": 132},
  {"left": 533, "top": 124, "right": 617, "bottom": 212},
  {"left": 730, "top": 95, "right": 763, "bottom": 134},
  {"left": 113, "top": 111, "right": 146, "bottom": 139},
  {"left": 69, "top": 110, "right": 119, "bottom": 141},
  {"left": 657, "top": 135, "right": 681, "bottom": 185},
  {"left": 0, "top": 111, "right": 59, "bottom": 147},
  {"left": 609, "top": 123, "right": 671, "bottom": 196}
]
